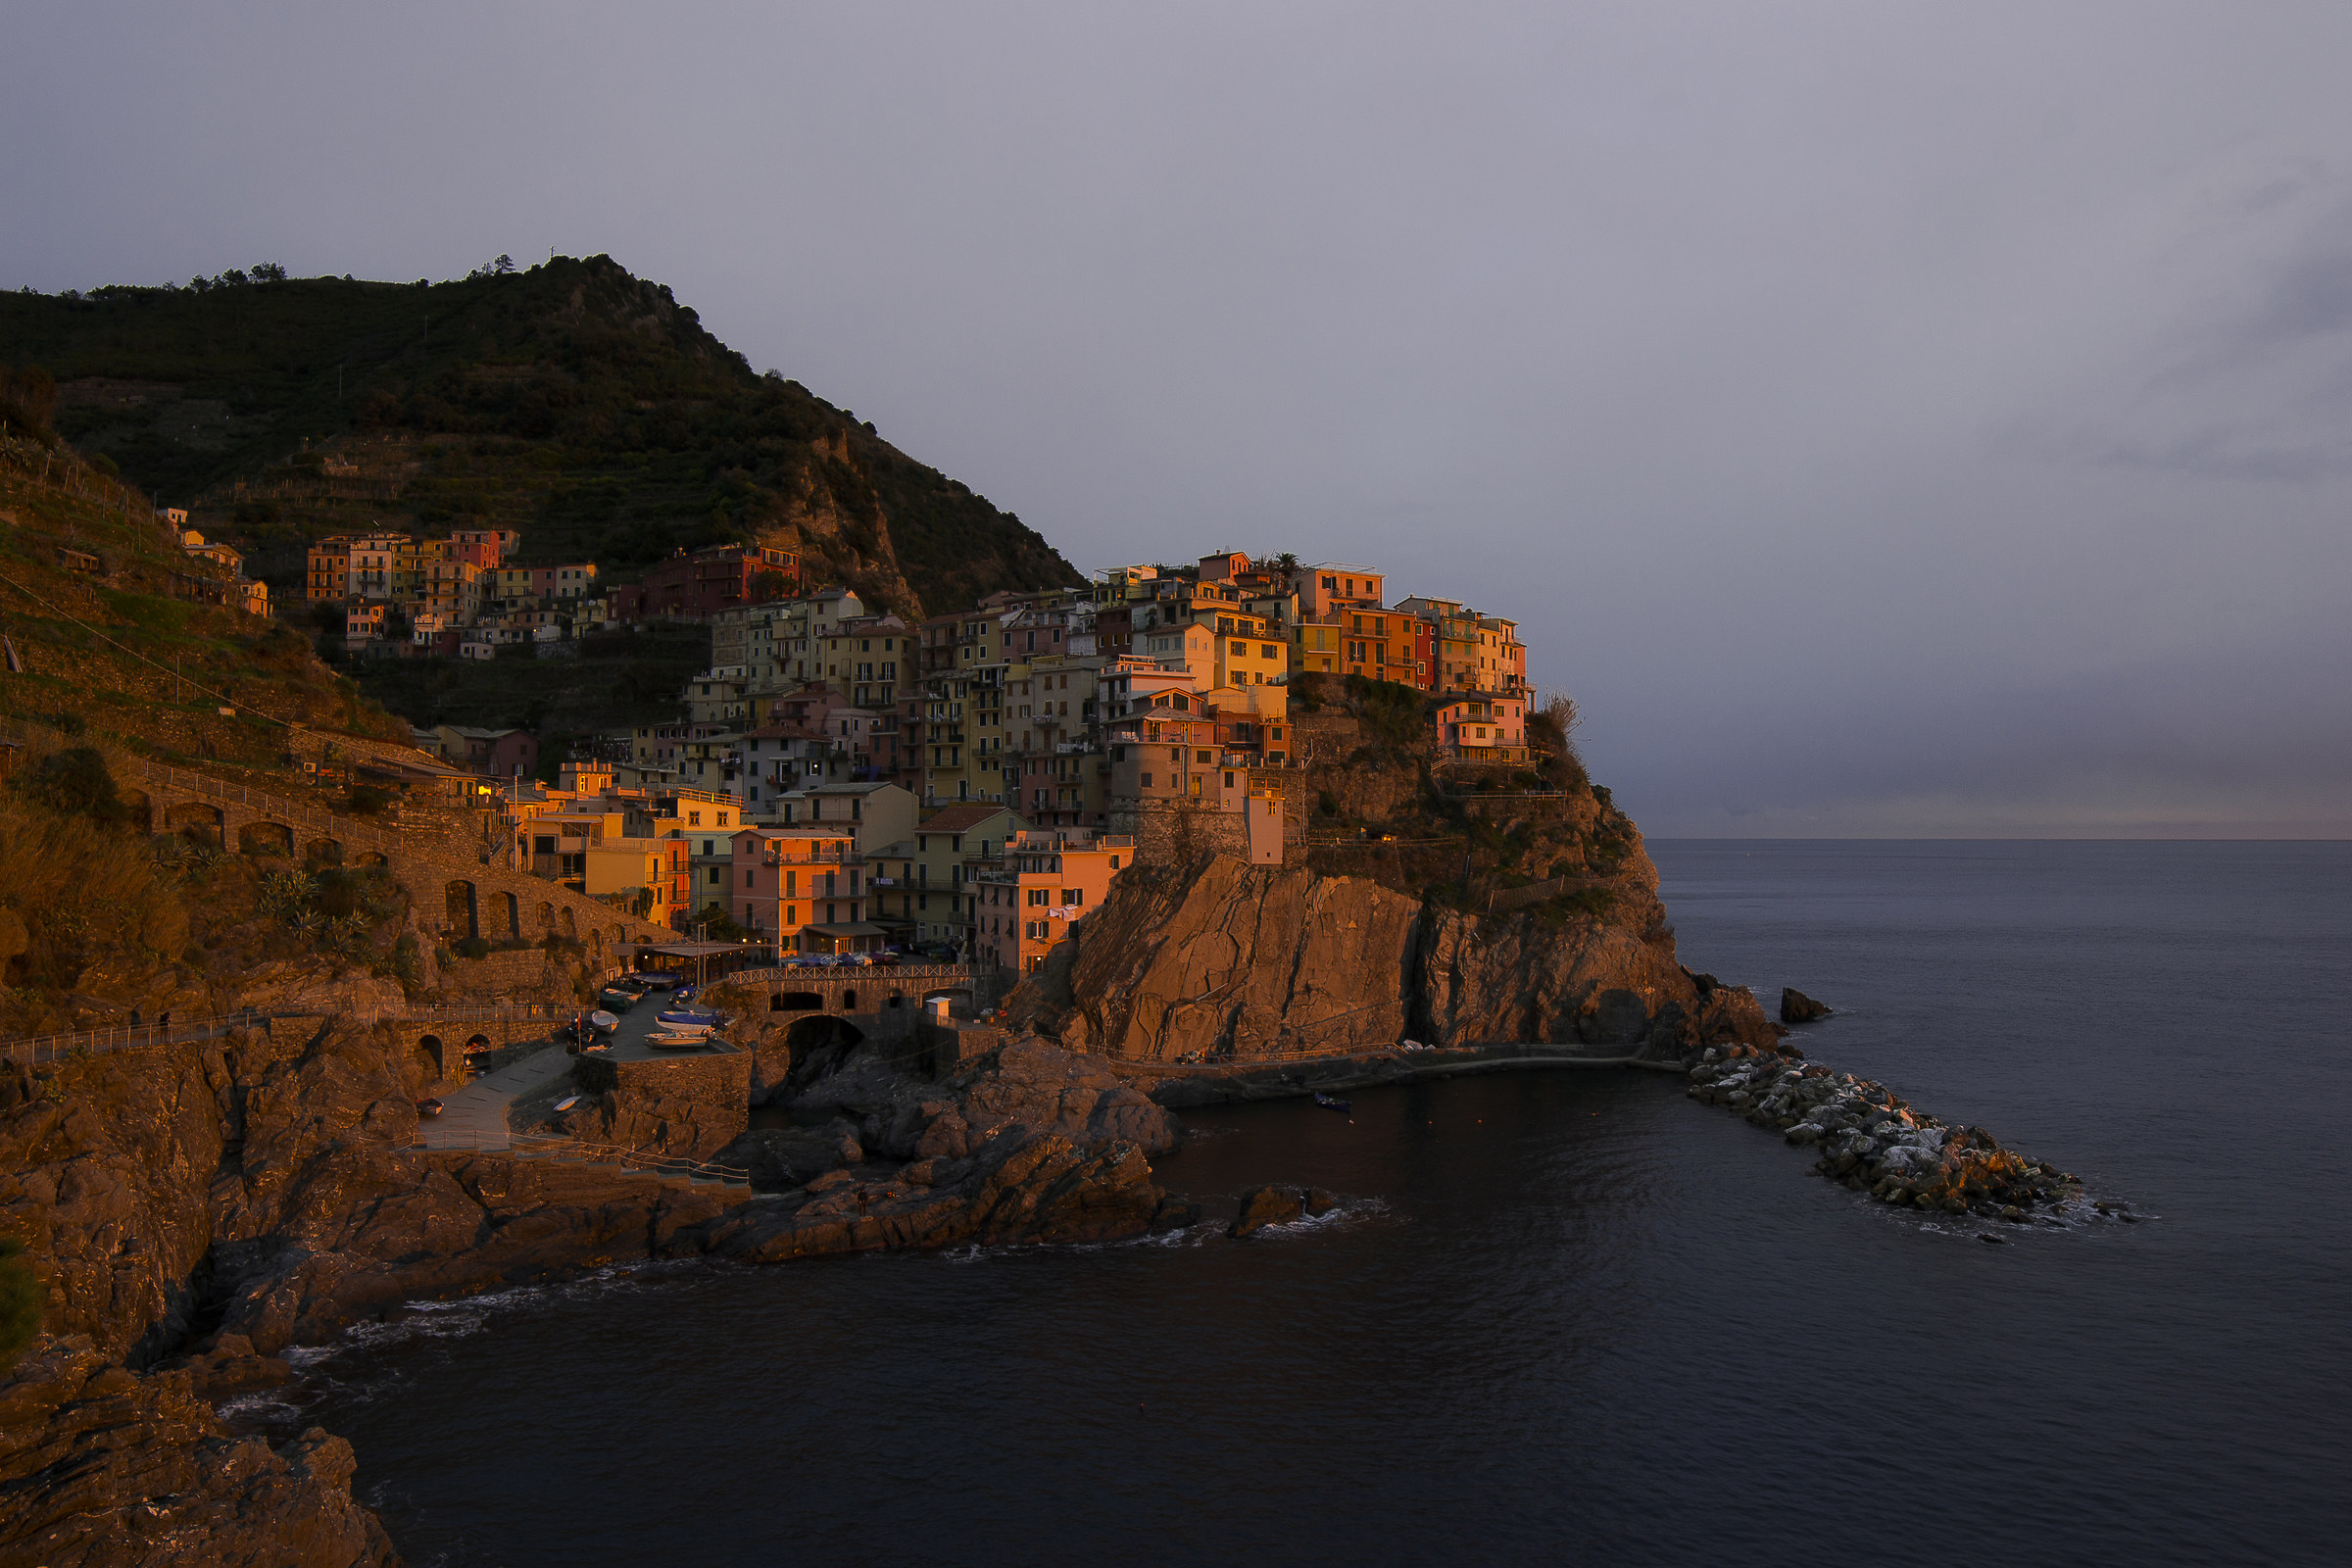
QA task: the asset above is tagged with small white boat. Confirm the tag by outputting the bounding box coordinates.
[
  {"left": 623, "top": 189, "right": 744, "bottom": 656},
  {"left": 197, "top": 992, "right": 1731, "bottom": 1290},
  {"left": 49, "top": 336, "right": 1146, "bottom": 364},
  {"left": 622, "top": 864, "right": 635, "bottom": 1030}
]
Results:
[
  {"left": 589, "top": 1010, "right": 619, "bottom": 1034},
  {"left": 654, "top": 1008, "right": 715, "bottom": 1034},
  {"left": 648, "top": 1034, "right": 708, "bottom": 1052},
  {"left": 554, "top": 1095, "right": 581, "bottom": 1112}
]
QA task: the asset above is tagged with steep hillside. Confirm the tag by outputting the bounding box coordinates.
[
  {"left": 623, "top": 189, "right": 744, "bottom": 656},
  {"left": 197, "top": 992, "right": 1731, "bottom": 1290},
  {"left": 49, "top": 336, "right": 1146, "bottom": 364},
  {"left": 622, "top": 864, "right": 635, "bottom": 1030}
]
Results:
[{"left": 1, "top": 257, "right": 1081, "bottom": 615}]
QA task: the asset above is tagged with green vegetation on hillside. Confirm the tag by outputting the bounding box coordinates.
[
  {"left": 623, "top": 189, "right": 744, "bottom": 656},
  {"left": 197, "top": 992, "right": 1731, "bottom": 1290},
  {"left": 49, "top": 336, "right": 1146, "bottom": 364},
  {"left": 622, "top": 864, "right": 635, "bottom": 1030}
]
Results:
[
  {"left": 344, "top": 622, "right": 713, "bottom": 758},
  {"left": 2, "top": 257, "right": 1081, "bottom": 615}
]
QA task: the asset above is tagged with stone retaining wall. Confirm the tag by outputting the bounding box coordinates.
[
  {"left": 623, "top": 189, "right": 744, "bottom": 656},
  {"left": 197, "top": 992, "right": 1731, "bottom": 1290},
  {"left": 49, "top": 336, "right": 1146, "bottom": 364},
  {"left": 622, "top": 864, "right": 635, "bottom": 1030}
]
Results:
[{"left": 566, "top": 1049, "right": 752, "bottom": 1159}]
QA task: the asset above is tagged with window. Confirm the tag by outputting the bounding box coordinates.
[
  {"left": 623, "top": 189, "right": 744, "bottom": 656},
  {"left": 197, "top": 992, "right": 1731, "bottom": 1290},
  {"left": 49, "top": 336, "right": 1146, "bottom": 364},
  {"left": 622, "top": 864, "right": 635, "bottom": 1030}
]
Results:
[
  {"left": 1028, "top": 888, "right": 1050, "bottom": 906},
  {"left": 1196, "top": 749, "right": 1212, "bottom": 763},
  {"left": 1063, "top": 888, "right": 1082, "bottom": 906},
  {"left": 745, "top": 870, "right": 754, "bottom": 887},
  {"left": 1140, "top": 772, "right": 1152, "bottom": 787}
]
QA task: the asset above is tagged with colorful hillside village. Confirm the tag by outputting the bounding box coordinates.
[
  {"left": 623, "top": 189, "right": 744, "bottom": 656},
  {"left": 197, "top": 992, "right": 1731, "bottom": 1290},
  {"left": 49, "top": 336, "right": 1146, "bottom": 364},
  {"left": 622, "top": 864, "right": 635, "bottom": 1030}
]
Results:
[{"left": 303, "top": 536, "right": 1533, "bottom": 974}]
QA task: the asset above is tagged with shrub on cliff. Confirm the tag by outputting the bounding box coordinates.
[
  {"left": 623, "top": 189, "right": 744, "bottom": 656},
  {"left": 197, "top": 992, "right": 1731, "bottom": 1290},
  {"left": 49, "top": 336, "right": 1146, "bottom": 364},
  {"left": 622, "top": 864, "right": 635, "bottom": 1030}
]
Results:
[
  {"left": 0, "top": 800, "right": 188, "bottom": 1027},
  {"left": 14, "top": 746, "right": 128, "bottom": 827},
  {"left": 1343, "top": 674, "right": 1428, "bottom": 751},
  {"left": 0, "top": 1237, "right": 37, "bottom": 1373}
]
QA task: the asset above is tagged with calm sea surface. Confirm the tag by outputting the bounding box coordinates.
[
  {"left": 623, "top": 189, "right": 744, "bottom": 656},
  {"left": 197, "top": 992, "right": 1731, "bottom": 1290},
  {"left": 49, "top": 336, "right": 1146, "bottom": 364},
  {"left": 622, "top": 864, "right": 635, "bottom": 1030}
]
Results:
[{"left": 283, "top": 841, "right": 2352, "bottom": 1566}]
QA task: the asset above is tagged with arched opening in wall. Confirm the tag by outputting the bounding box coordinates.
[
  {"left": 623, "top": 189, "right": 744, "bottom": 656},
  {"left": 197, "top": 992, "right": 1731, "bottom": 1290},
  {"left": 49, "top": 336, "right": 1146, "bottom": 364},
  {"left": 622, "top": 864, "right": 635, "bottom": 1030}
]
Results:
[
  {"left": 561, "top": 907, "right": 576, "bottom": 939},
  {"left": 445, "top": 880, "right": 480, "bottom": 939},
  {"left": 418, "top": 1034, "right": 445, "bottom": 1080},
  {"left": 503, "top": 892, "right": 520, "bottom": 939},
  {"left": 238, "top": 820, "right": 295, "bottom": 858},
  {"left": 841, "top": 989, "right": 858, "bottom": 1011},
  {"left": 465, "top": 1032, "right": 493, "bottom": 1059},
  {"left": 120, "top": 790, "right": 153, "bottom": 834},
  {"left": 590, "top": 930, "right": 604, "bottom": 964},
  {"left": 771, "top": 992, "right": 822, "bottom": 1012},
  {"left": 166, "top": 802, "right": 223, "bottom": 846},
  {"left": 304, "top": 838, "right": 345, "bottom": 866},
  {"left": 537, "top": 902, "right": 556, "bottom": 934},
  {"left": 783, "top": 1013, "right": 865, "bottom": 1091},
  {"left": 358, "top": 851, "right": 388, "bottom": 867}
]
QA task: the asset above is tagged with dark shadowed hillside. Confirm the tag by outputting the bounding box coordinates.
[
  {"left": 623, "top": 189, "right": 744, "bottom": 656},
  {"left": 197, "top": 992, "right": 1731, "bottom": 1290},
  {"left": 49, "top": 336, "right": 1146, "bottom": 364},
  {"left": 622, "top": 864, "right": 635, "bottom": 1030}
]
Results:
[{"left": 0, "top": 257, "right": 1080, "bottom": 615}]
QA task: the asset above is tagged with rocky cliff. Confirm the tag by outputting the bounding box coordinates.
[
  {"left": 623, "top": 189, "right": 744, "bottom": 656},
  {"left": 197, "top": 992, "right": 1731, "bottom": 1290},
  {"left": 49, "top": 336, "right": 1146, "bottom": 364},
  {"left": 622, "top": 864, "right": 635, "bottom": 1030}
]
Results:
[
  {"left": 0, "top": 1006, "right": 1179, "bottom": 1559},
  {"left": 1006, "top": 853, "right": 1780, "bottom": 1062}
]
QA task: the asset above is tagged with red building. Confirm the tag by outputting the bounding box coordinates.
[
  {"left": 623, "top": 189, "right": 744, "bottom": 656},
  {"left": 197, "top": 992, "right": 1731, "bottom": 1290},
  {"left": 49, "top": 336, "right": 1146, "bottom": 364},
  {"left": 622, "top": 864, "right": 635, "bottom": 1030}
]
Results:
[
  {"left": 1095, "top": 606, "right": 1134, "bottom": 659},
  {"left": 609, "top": 546, "right": 801, "bottom": 622},
  {"left": 1408, "top": 617, "right": 1437, "bottom": 690}
]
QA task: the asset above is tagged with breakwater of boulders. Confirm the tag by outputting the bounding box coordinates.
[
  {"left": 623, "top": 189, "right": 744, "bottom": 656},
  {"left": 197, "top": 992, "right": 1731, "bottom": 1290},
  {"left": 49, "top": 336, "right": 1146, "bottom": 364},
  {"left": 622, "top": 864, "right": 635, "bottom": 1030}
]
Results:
[{"left": 1684, "top": 1046, "right": 2103, "bottom": 1224}]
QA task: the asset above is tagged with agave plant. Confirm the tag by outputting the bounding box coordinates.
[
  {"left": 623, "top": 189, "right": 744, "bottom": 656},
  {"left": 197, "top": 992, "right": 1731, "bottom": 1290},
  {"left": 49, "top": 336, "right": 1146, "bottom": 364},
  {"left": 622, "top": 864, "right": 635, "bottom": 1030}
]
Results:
[
  {"left": 320, "top": 912, "right": 370, "bottom": 954},
  {"left": 258, "top": 869, "right": 315, "bottom": 926}
]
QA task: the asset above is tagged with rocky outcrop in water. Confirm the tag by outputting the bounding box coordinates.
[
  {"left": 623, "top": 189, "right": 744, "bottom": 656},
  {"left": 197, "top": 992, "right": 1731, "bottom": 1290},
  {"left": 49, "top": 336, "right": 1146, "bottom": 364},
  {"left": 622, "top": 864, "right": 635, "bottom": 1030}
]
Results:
[
  {"left": 1227, "top": 1184, "right": 1339, "bottom": 1238},
  {"left": 1684, "top": 1049, "right": 2078, "bottom": 1216},
  {"left": 1780, "top": 987, "right": 1833, "bottom": 1024},
  {"left": 708, "top": 1129, "right": 1165, "bottom": 1261}
]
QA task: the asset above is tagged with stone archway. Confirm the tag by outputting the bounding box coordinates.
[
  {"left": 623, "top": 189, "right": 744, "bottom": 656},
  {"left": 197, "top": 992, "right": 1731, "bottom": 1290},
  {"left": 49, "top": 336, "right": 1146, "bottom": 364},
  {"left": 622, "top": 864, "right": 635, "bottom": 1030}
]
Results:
[
  {"left": 358, "top": 851, "right": 389, "bottom": 868},
  {"left": 166, "top": 802, "right": 223, "bottom": 845},
  {"left": 561, "top": 907, "right": 576, "bottom": 939},
  {"left": 304, "top": 837, "right": 345, "bottom": 866},
  {"left": 537, "top": 902, "right": 556, "bottom": 934},
  {"left": 120, "top": 790, "right": 153, "bottom": 834},
  {"left": 238, "top": 820, "right": 295, "bottom": 858},
  {"left": 445, "top": 880, "right": 480, "bottom": 939},
  {"left": 418, "top": 1034, "right": 446, "bottom": 1079},
  {"left": 502, "top": 891, "right": 520, "bottom": 939},
  {"left": 783, "top": 1013, "right": 865, "bottom": 1089}
]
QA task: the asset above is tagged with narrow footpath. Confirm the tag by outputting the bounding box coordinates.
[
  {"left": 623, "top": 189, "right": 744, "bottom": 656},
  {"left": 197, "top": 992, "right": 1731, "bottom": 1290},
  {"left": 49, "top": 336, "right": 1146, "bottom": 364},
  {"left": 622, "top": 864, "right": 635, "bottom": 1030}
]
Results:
[{"left": 420, "top": 1044, "right": 572, "bottom": 1152}]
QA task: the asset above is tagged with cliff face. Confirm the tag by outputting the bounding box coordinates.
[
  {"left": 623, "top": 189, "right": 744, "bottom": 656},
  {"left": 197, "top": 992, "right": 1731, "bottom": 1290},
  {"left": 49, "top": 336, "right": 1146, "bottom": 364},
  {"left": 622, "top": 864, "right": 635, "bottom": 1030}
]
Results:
[{"left": 1011, "top": 849, "right": 1776, "bottom": 1061}]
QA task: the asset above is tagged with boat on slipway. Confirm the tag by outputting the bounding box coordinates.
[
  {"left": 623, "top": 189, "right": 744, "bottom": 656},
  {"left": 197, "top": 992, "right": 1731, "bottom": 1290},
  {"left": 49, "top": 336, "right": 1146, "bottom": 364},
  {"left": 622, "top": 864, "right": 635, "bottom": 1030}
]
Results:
[{"left": 654, "top": 1006, "right": 717, "bottom": 1035}]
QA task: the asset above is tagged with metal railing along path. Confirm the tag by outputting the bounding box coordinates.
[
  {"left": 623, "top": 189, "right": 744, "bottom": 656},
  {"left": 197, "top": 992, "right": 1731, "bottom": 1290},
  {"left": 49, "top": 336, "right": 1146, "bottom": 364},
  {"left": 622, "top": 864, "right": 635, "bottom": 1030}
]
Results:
[{"left": 0, "top": 990, "right": 633, "bottom": 1068}]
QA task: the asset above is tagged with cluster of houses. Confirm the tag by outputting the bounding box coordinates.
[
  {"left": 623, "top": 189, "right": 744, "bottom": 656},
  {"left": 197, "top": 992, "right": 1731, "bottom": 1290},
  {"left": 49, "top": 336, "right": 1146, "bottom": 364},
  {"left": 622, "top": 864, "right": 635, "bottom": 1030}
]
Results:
[
  {"left": 304, "top": 530, "right": 796, "bottom": 659},
  {"left": 352, "top": 549, "right": 1536, "bottom": 973}
]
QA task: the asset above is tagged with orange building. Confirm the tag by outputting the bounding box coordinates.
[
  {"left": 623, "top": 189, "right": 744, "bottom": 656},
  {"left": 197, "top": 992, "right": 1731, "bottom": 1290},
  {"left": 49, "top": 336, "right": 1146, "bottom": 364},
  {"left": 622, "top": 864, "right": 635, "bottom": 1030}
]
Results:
[
  {"left": 967, "top": 829, "right": 1133, "bottom": 974},
  {"left": 730, "top": 824, "right": 865, "bottom": 955}
]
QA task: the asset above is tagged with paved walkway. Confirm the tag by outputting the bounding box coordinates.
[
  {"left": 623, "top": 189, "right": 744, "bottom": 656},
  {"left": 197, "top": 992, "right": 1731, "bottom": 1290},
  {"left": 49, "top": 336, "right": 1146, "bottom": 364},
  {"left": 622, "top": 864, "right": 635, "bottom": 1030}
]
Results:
[{"left": 420, "top": 1044, "right": 573, "bottom": 1152}]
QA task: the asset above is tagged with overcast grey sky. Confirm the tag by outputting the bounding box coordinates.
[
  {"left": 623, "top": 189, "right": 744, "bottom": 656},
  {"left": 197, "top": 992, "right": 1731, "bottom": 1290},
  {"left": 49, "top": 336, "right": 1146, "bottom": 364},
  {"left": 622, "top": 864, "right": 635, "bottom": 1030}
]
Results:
[{"left": 7, "top": 2, "right": 2349, "bottom": 835}]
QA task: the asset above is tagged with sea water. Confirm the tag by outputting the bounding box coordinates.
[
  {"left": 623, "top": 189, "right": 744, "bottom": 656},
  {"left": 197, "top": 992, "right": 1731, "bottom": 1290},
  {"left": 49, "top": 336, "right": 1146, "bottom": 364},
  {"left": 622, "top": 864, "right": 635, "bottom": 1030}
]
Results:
[{"left": 283, "top": 841, "right": 2352, "bottom": 1566}]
